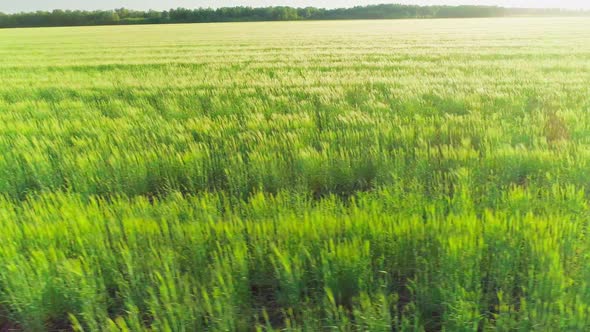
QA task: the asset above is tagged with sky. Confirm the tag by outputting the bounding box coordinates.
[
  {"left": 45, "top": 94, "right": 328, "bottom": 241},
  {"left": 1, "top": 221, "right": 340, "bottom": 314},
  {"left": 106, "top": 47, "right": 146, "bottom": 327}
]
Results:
[{"left": 1, "top": 1, "right": 589, "bottom": 13}]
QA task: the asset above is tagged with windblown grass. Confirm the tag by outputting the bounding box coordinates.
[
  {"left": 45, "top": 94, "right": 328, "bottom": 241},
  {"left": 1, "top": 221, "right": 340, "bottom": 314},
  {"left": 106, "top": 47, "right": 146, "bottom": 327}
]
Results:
[{"left": 0, "top": 18, "right": 589, "bottom": 330}]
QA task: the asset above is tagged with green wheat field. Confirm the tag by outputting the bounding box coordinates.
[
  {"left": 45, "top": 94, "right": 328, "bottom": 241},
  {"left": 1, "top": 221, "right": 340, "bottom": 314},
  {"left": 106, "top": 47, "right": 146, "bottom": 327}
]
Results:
[{"left": 1, "top": 17, "right": 590, "bottom": 331}]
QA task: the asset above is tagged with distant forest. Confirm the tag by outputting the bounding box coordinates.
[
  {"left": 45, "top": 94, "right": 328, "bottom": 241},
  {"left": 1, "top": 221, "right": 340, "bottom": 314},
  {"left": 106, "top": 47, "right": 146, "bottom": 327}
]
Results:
[{"left": 0, "top": 4, "right": 587, "bottom": 29}]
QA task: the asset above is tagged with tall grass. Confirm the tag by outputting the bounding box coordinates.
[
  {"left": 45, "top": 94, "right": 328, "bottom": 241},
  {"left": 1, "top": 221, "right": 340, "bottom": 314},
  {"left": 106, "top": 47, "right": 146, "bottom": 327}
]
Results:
[{"left": 0, "top": 18, "right": 589, "bottom": 330}]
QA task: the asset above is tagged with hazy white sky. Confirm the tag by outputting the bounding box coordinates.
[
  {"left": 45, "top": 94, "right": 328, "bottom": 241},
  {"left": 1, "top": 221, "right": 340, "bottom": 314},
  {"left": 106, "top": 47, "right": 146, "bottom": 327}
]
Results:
[{"left": 1, "top": 1, "right": 589, "bottom": 13}]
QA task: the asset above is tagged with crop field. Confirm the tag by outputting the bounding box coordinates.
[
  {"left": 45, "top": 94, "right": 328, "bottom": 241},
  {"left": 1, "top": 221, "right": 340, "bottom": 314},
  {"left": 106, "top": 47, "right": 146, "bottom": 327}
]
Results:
[{"left": 1, "top": 17, "right": 590, "bottom": 331}]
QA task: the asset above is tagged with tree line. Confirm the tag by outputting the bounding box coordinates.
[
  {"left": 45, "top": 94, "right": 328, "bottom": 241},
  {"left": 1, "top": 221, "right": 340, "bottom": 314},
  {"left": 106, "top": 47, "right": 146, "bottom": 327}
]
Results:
[{"left": 0, "top": 4, "right": 587, "bottom": 29}]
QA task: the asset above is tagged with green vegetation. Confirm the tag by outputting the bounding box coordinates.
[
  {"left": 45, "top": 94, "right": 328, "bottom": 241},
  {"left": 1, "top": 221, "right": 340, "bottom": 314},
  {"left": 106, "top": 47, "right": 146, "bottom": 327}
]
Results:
[
  {"left": 1, "top": 18, "right": 590, "bottom": 330},
  {"left": 1, "top": 4, "right": 588, "bottom": 29}
]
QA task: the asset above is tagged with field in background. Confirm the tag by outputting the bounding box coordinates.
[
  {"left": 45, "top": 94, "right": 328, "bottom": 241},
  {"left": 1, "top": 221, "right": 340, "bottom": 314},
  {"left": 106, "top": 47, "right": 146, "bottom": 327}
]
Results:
[{"left": 1, "top": 18, "right": 590, "bottom": 331}]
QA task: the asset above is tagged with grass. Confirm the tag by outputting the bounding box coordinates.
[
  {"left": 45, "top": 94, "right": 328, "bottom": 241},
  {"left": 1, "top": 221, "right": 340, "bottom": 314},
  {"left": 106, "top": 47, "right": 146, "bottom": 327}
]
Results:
[{"left": 0, "top": 17, "right": 589, "bottom": 331}]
